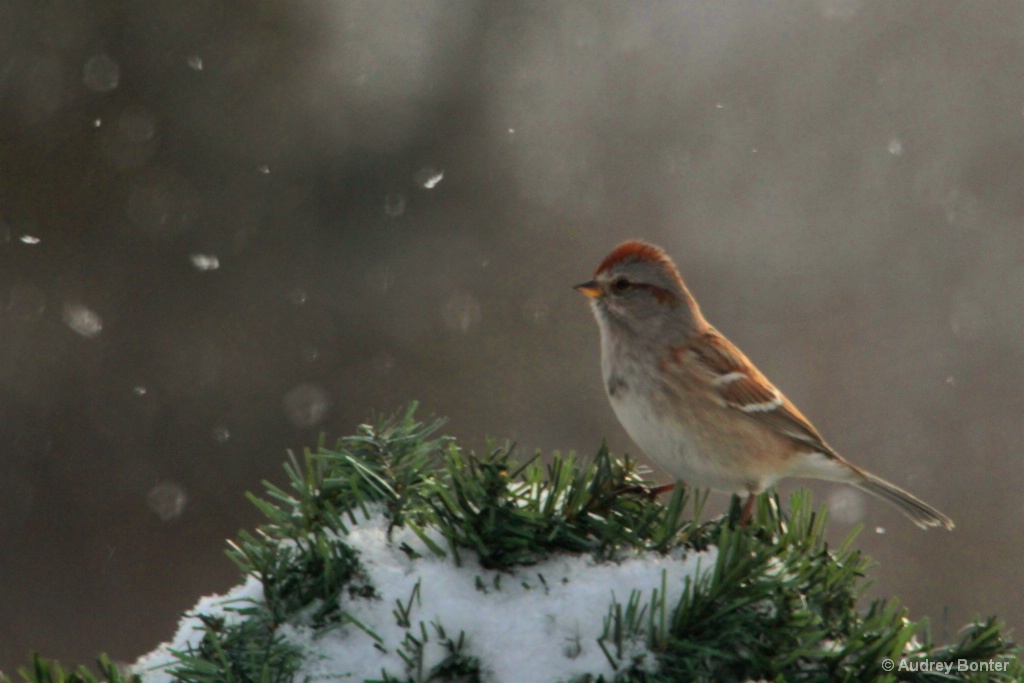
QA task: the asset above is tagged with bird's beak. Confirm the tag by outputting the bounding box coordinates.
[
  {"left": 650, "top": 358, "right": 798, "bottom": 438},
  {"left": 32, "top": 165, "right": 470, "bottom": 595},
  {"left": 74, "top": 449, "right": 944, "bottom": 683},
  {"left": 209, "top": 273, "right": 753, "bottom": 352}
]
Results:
[{"left": 574, "top": 280, "right": 603, "bottom": 299}]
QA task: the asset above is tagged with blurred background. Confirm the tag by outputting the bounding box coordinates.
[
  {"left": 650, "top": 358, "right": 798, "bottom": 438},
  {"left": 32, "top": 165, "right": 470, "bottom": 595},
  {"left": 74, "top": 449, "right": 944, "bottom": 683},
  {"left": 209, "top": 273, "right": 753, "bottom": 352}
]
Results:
[{"left": 1, "top": 0, "right": 1022, "bottom": 672}]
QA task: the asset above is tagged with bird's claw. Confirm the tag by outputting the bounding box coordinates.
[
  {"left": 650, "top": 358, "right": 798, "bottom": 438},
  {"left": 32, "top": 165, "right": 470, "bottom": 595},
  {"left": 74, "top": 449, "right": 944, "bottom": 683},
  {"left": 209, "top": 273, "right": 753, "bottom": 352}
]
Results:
[{"left": 613, "top": 482, "right": 676, "bottom": 500}]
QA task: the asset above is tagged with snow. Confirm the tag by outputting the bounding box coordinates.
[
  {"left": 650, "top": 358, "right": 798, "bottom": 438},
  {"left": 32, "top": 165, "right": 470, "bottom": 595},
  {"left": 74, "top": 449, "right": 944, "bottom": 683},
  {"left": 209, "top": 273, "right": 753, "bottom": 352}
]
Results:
[
  {"left": 134, "top": 574, "right": 265, "bottom": 683},
  {"left": 62, "top": 302, "right": 104, "bottom": 338},
  {"left": 188, "top": 253, "right": 220, "bottom": 271},
  {"left": 133, "top": 511, "right": 715, "bottom": 683}
]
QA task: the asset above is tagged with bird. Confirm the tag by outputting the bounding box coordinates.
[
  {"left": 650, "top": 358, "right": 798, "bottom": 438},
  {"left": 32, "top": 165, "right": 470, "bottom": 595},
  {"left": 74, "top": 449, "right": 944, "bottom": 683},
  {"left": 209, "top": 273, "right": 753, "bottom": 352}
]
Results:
[{"left": 575, "top": 239, "right": 953, "bottom": 530}]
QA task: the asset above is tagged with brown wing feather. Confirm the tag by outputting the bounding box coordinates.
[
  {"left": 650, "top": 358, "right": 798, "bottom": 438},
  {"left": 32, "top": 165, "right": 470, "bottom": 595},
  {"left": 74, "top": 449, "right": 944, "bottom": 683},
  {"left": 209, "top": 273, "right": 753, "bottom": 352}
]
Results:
[{"left": 691, "top": 328, "right": 839, "bottom": 456}]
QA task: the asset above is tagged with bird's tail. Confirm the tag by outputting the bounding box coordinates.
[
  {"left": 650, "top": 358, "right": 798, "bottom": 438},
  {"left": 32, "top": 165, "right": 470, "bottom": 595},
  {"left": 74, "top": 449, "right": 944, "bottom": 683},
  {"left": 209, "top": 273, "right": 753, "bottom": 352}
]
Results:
[{"left": 854, "top": 471, "right": 954, "bottom": 530}]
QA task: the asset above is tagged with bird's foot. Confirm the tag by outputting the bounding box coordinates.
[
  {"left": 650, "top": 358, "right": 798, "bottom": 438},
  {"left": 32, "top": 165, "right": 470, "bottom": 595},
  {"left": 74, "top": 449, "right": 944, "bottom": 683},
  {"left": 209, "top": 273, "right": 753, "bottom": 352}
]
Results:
[{"left": 614, "top": 482, "right": 676, "bottom": 500}]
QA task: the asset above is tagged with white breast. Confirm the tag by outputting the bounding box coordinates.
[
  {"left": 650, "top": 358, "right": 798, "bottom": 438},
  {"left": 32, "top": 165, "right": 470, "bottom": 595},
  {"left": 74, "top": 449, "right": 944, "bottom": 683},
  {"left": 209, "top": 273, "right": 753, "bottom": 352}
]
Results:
[
  {"left": 595, "top": 306, "right": 759, "bottom": 492},
  {"left": 602, "top": 351, "right": 754, "bottom": 493}
]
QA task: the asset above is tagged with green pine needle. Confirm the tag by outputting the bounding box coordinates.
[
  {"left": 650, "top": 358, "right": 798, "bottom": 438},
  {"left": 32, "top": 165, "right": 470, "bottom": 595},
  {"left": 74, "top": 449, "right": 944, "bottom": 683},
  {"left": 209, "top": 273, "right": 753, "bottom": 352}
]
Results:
[{"left": 8, "top": 403, "right": 1020, "bottom": 683}]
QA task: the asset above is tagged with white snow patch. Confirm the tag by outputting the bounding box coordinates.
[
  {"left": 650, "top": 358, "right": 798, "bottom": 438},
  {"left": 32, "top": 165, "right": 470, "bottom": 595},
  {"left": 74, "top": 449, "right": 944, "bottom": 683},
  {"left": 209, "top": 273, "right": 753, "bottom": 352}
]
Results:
[
  {"left": 134, "top": 512, "right": 715, "bottom": 683},
  {"left": 134, "top": 575, "right": 265, "bottom": 683}
]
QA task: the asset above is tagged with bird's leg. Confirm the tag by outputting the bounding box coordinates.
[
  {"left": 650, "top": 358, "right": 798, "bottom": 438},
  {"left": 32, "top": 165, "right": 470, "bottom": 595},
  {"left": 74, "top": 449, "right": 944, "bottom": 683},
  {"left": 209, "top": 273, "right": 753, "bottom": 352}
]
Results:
[
  {"left": 739, "top": 492, "right": 757, "bottom": 526},
  {"left": 615, "top": 482, "right": 677, "bottom": 500},
  {"left": 647, "top": 482, "right": 677, "bottom": 497}
]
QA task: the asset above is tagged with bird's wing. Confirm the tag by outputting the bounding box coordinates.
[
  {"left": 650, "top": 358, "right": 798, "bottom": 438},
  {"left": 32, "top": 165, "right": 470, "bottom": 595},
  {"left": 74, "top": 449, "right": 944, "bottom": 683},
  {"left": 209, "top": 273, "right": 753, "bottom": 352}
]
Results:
[{"left": 689, "top": 328, "right": 839, "bottom": 457}]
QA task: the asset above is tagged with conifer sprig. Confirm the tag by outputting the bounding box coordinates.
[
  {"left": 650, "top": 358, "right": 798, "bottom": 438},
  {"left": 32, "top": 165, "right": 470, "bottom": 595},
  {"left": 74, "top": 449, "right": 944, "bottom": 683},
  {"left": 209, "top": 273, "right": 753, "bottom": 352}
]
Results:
[{"left": 8, "top": 404, "right": 1019, "bottom": 683}]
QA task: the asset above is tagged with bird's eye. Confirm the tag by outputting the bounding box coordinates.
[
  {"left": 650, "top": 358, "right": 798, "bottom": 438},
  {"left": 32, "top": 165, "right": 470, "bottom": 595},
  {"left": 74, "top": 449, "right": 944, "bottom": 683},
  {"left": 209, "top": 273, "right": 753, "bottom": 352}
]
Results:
[{"left": 611, "top": 278, "right": 631, "bottom": 293}]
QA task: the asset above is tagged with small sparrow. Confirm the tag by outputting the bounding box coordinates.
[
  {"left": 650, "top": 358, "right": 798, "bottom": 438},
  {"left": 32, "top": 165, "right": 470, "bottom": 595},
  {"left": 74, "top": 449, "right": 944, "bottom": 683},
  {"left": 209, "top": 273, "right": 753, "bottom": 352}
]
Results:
[{"left": 576, "top": 240, "right": 953, "bottom": 530}]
